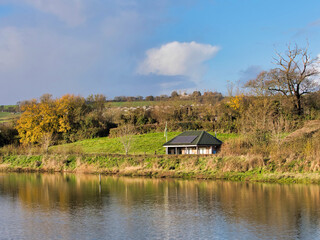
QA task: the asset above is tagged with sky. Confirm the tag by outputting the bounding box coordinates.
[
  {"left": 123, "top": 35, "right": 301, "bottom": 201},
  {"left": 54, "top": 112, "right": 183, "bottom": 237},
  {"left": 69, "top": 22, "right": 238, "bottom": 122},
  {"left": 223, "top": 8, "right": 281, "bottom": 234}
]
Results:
[{"left": 1, "top": 0, "right": 320, "bottom": 104}]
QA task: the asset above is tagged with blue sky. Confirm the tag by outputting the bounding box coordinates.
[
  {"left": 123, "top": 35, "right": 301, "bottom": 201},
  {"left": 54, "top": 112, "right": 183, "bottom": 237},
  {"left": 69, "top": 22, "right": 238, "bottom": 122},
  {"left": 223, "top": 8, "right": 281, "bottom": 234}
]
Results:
[{"left": 1, "top": 0, "right": 320, "bottom": 104}]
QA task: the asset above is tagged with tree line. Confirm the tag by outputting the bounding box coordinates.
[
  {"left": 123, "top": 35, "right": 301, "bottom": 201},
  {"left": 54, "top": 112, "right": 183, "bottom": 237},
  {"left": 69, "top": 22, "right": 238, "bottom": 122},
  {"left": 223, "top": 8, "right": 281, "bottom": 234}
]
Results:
[
  {"left": 112, "top": 90, "right": 221, "bottom": 102},
  {"left": 12, "top": 94, "right": 115, "bottom": 149}
]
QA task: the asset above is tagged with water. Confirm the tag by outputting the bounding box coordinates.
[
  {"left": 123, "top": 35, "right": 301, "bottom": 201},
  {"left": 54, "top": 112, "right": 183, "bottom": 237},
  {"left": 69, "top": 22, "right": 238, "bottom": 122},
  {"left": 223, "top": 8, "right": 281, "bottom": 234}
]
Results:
[{"left": 0, "top": 173, "right": 320, "bottom": 240}]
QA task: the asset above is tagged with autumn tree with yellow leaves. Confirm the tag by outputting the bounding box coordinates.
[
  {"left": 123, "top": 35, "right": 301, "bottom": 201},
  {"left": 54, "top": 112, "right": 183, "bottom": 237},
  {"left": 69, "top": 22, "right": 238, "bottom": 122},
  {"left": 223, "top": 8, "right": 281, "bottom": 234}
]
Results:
[
  {"left": 16, "top": 94, "right": 110, "bottom": 145},
  {"left": 228, "top": 95, "right": 244, "bottom": 112}
]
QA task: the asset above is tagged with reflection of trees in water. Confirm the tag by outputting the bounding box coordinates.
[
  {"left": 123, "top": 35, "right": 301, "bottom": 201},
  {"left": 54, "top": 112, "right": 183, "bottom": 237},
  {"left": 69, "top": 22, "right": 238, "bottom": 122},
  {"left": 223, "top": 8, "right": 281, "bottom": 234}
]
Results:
[
  {"left": 199, "top": 181, "right": 320, "bottom": 235},
  {"left": 0, "top": 173, "right": 106, "bottom": 212},
  {"left": 0, "top": 173, "right": 320, "bottom": 236}
]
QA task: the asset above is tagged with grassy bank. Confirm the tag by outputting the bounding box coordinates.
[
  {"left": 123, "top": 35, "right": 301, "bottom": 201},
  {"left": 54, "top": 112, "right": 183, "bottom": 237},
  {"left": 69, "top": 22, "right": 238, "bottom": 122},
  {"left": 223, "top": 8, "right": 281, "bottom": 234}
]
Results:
[
  {"left": 51, "top": 132, "right": 238, "bottom": 155},
  {"left": 1, "top": 154, "right": 320, "bottom": 184}
]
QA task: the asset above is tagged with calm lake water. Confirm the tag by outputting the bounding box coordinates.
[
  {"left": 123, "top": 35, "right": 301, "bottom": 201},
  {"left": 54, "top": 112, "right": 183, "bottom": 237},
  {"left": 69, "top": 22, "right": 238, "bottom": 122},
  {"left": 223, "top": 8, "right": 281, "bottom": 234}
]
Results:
[{"left": 0, "top": 173, "right": 320, "bottom": 240}]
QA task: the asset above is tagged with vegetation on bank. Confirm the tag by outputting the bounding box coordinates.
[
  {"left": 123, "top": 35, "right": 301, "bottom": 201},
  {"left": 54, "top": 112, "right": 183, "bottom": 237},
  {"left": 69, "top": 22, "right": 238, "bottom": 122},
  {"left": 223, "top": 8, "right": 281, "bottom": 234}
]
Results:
[
  {"left": 1, "top": 153, "right": 320, "bottom": 184},
  {"left": 0, "top": 118, "right": 319, "bottom": 184},
  {"left": 1, "top": 119, "right": 319, "bottom": 184}
]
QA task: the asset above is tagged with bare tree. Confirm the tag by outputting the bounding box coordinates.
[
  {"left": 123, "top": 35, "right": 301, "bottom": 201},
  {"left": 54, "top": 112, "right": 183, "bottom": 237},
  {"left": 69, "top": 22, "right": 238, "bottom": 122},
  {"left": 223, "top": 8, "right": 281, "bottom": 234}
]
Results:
[
  {"left": 40, "top": 93, "right": 53, "bottom": 103},
  {"left": 118, "top": 124, "right": 135, "bottom": 155},
  {"left": 170, "top": 91, "right": 179, "bottom": 98},
  {"left": 227, "top": 80, "right": 242, "bottom": 97},
  {"left": 41, "top": 132, "right": 53, "bottom": 153},
  {"left": 227, "top": 80, "right": 235, "bottom": 97},
  {"left": 244, "top": 71, "right": 271, "bottom": 97},
  {"left": 268, "top": 44, "right": 319, "bottom": 114}
]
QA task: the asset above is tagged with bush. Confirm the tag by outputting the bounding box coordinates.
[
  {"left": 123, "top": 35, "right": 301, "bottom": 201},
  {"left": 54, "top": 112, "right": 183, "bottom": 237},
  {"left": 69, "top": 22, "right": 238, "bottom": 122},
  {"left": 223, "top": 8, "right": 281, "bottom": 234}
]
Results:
[
  {"left": 109, "top": 121, "right": 217, "bottom": 137},
  {"left": 0, "top": 124, "right": 19, "bottom": 147}
]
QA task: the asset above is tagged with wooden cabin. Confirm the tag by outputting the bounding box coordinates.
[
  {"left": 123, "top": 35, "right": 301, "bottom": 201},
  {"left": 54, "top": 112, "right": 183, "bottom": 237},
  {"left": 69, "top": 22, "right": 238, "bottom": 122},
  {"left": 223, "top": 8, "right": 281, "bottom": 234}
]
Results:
[{"left": 163, "top": 131, "right": 222, "bottom": 155}]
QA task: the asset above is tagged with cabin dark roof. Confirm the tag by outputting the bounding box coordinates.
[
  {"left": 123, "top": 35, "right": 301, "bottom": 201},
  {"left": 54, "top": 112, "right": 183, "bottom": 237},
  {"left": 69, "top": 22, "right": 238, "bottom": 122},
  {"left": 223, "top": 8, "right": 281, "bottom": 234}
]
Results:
[{"left": 163, "top": 131, "right": 222, "bottom": 146}]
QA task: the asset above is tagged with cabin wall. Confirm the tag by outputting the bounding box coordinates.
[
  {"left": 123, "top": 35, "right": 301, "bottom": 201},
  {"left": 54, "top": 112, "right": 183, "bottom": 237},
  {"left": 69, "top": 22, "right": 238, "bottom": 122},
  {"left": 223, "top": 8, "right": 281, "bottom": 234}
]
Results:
[
  {"left": 181, "top": 147, "right": 197, "bottom": 154},
  {"left": 166, "top": 146, "right": 219, "bottom": 155}
]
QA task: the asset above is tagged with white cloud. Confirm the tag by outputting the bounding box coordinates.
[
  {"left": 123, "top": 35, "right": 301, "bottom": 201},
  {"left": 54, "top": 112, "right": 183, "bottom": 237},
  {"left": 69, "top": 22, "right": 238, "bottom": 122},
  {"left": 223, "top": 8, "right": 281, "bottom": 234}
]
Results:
[
  {"left": 138, "top": 41, "right": 219, "bottom": 83},
  {"left": 23, "top": 0, "right": 85, "bottom": 26}
]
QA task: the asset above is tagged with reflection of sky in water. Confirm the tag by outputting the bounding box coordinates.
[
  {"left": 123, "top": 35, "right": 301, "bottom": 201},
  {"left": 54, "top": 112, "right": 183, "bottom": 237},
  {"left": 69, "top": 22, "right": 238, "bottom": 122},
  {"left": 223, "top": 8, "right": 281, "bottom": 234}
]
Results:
[{"left": 0, "top": 173, "right": 320, "bottom": 239}]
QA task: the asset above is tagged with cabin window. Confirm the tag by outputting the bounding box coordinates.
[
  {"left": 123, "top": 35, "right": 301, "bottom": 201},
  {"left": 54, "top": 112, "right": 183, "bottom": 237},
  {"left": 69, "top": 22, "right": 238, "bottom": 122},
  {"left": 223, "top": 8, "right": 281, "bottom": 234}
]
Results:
[
  {"left": 186, "top": 148, "right": 193, "bottom": 154},
  {"left": 169, "top": 148, "right": 175, "bottom": 154},
  {"left": 199, "top": 148, "right": 207, "bottom": 154}
]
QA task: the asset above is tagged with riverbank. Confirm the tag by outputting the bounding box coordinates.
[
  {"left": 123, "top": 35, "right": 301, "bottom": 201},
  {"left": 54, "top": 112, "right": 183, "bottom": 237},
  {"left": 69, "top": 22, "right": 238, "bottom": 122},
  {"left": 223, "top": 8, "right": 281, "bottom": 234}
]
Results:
[{"left": 1, "top": 154, "right": 320, "bottom": 184}]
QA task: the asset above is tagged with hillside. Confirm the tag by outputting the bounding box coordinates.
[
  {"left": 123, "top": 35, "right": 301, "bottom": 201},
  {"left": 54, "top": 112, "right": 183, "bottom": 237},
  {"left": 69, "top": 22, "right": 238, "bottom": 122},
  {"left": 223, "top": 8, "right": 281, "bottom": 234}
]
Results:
[{"left": 283, "top": 120, "right": 320, "bottom": 143}]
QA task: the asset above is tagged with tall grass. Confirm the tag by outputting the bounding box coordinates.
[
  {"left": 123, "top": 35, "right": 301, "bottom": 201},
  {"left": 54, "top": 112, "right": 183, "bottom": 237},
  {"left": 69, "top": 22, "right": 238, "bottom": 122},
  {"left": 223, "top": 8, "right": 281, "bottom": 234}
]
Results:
[{"left": 1, "top": 153, "right": 320, "bottom": 183}]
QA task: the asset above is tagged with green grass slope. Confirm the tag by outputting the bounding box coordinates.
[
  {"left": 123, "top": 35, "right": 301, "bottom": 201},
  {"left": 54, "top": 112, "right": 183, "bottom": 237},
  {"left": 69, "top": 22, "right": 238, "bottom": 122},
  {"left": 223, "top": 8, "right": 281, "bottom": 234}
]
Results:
[
  {"left": 52, "top": 132, "right": 237, "bottom": 155},
  {"left": 0, "top": 112, "right": 20, "bottom": 123}
]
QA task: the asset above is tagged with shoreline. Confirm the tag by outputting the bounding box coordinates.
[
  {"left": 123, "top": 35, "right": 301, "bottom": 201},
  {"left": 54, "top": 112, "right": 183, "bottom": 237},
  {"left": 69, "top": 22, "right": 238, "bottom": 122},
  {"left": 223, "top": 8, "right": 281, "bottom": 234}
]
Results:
[{"left": 1, "top": 154, "right": 320, "bottom": 184}]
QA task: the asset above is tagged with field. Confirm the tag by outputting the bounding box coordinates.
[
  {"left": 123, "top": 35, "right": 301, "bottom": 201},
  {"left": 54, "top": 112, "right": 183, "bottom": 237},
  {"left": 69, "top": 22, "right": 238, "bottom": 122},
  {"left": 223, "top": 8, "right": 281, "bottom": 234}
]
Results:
[
  {"left": 107, "top": 100, "right": 194, "bottom": 108},
  {"left": 3, "top": 105, "right": 17, "bottom": 110},
  {"left": 52, "top": 132, "right": 238, "bottom": 155},
  {"left": 0, "top": 112, "right": 20, "bottom": 123},
  {"left": 107, "top": 101, "right": 156, "bottom": 108}
]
